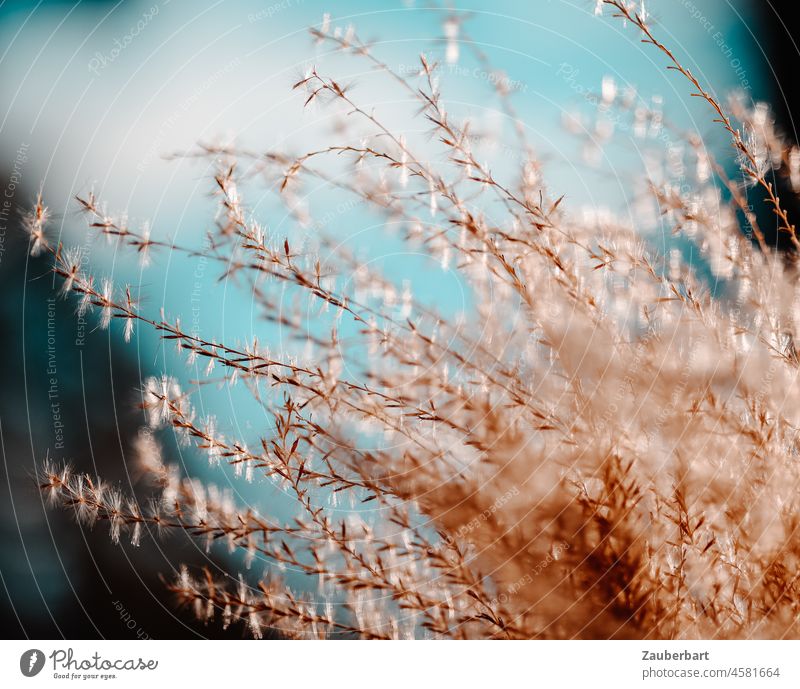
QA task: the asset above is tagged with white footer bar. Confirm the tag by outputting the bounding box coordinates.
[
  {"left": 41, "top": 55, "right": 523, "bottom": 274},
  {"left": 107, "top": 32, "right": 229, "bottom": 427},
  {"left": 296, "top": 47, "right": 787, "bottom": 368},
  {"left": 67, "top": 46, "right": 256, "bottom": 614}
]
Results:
[{"left": 2, "top": 640, "right": 798, "bottom": 688}]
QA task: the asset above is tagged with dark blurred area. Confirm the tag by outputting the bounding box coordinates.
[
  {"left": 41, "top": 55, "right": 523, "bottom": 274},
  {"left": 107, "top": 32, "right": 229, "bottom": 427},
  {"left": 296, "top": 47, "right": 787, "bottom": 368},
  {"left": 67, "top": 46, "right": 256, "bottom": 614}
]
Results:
[
  {"left": 0, "top": 175, "right": 245, "bottom": 639},
  {"left": 763, "top": 6, "right": 800, "bottom": 143},
  {"left": 751, "top": 5, "right": 800, "bottom": 252}
]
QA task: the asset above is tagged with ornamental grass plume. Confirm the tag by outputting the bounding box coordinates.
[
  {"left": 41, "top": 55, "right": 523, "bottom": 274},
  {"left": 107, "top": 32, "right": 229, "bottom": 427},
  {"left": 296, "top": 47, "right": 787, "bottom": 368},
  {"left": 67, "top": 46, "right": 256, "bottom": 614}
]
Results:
[{"left": 34, "top": 1, "right": 800, "bottom": 639}]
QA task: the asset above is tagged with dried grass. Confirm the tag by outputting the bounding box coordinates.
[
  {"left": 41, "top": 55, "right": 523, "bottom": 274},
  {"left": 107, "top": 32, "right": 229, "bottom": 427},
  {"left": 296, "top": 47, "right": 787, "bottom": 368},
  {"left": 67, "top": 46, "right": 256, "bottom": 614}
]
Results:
[{"left": 33, "top": 2, "right": 800, "bottom": 639}]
